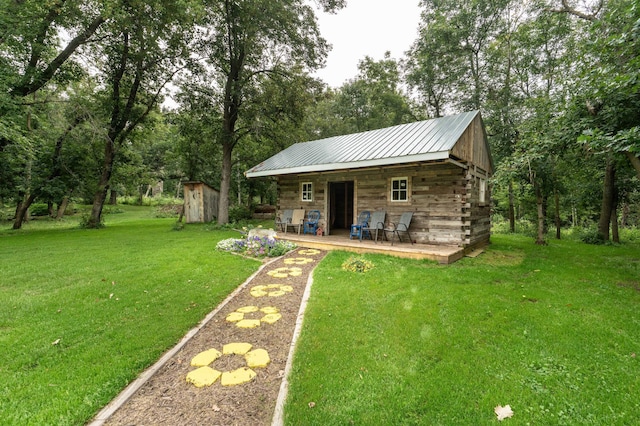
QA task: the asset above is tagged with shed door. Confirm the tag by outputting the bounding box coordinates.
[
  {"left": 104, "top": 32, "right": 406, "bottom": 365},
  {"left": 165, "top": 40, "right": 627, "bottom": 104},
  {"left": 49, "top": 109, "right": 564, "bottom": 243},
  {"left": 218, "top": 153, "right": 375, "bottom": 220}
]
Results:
[
  {"left": 186, "top": 186, "right": 202, "bottom": 223},
  {"left": 329, "top": 181, "right": 354, "bottom": 232}
]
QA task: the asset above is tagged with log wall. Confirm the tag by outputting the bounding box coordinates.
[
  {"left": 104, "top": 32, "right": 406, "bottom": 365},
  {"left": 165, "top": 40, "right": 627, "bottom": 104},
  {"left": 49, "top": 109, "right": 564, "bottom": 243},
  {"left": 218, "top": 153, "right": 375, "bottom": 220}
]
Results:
[{"left": 276, "top": 161, "right": 491, "bottom": 247}]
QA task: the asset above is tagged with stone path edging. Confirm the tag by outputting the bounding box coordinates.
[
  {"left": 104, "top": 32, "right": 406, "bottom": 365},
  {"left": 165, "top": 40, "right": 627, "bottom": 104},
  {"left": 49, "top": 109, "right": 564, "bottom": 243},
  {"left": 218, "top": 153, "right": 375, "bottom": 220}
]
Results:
[
  {"left": 271, "top": 267, "right": 316, "bottom": 426},
  {"left": 88, "top": 257, "right": 279, "bottom": 426}
]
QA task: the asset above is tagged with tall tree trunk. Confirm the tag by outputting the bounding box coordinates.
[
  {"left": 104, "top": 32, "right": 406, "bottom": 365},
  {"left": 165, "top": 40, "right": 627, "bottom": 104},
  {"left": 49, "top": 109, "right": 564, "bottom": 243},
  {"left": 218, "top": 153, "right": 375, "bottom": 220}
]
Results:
[
  {"left": 12, "top": 193, "right": 36, "bottom": 229},
  {"left": 56, "top": 196, "right": 69, "bottom": 219},
  {"left": 611, "top": 189, "right": 619, "bottom": 243},
  {"left": 554, "top": 188, "right": 561, "bottom": 239},
  {"left": 508, "top": 180, "right": 515, "bottom": 233},
  {"left": 218, "top": 141, "right": 233, "bottom": 224},
  {"left": 109, "top": 189, "right": 117, "bottom": 205},
  {"left": 625, "top": 151, "right": 640, "bottom": 180},
  {"left": 597, "top": 160, "right": 615, "bottom": 241},
  {"left": 88, "top": 140, "right": 115, "bottom": 228},
  {"left": 542, "top": 193, "right": 548, "bottom": 235},
  {"left": 620, "top": 202, "right": 629, "bottom": 228},
  {"left": 534, "top": 183, "right": 546, "bottom": 245}
]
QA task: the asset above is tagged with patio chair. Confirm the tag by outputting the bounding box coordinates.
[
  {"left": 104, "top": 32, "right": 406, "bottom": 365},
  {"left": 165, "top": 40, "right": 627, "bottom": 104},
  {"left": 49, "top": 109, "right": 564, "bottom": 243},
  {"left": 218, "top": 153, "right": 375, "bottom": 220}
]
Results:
[
  {"left": 349, "top": 210, "right": 370, "bottom": 240},
  {"left": 362, "top": 210, "right": 386, "bottom": 243},
  {"left": 303, "top": 210, "right": 321, "bottom": 235},
  {"left": 275, "top": 209, "right": 293, "bottom": 233},
  {"left": 383, "top": 212, "right": 414, "bottom": 245},
  {"left": 286, "top": 209, "right": 305, "bottom": 234}
]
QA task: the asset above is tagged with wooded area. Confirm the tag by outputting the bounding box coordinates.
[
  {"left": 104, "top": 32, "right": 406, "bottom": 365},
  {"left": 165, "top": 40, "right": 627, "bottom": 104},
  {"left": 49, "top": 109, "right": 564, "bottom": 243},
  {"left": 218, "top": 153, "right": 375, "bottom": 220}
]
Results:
[{"left": 1, "top": 0, "right": 638, "bottom": 244}]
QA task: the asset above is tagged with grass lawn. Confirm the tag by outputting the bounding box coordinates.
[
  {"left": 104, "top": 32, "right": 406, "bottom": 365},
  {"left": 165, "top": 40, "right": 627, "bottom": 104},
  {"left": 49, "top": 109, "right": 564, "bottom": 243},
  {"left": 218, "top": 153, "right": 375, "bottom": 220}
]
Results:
[
  {"left": 284, "top": 234, "right": 640, "bottom": 425},
  {"left": 2, "top": 207, "right": 639, "bottom": 425},
  {"left": 0, "top": 206, "right": 262, "bottom": 425}
]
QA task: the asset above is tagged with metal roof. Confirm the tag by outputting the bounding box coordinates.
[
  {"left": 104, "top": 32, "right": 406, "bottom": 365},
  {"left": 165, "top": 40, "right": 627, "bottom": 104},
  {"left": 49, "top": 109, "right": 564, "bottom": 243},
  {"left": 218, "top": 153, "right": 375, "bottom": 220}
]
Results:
[{"left": 245, "top": 110, "right": 479, "bottom": 178}]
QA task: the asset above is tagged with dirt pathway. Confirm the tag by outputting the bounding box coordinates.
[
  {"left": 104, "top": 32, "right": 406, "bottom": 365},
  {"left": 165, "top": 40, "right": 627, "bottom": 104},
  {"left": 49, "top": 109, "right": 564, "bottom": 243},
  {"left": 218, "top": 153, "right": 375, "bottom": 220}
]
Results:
[{"left": 91, "top": 248, "right": 326, "bottom": 426}]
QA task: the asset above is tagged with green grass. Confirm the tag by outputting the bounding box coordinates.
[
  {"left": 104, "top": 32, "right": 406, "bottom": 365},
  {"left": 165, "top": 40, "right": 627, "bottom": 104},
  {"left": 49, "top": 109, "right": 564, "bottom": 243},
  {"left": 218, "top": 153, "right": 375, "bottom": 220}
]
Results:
[
  {"left": 0, "top": 206, "right": 261, "bottom": 425},
  {"left": 284, "top": 235, "right": 640, "bottom": 425},
  {"left": 3, "top": 209, "right": 640, "bottom": 425}
]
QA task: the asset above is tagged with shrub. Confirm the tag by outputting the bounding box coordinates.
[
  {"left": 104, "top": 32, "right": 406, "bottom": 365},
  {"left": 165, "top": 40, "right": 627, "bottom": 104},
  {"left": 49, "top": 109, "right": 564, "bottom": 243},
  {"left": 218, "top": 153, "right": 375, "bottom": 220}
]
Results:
[
  {"left": 229, "top": 205, "right": 253, "bottom": 223},
  {"left": 30, "top": 203, "right": 50, "bottom": 217},
  {"left": 269, "top": 240, "right": 298, "bottom": 257},
  {"left": 579, "top": 227, "right": 606, "bottom": 245},
  {"left": 341, "top": 256, "right": 374, "bottom": 273}
]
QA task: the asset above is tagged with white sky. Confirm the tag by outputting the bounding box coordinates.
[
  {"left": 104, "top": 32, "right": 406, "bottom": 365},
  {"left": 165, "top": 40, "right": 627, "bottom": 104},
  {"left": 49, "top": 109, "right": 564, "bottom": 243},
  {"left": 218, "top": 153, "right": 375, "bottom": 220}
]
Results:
[{"left": 312, "top": 0, "right": 423, "bottom": 88}]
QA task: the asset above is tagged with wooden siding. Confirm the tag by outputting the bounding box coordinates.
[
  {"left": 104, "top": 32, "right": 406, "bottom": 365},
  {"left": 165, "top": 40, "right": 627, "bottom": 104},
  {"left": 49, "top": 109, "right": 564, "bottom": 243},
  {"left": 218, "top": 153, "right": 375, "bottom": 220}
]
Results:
[
  {"left": 276, "top": 162, "right": 490, "bottom": 248},
  {"left": 451, "top": 115, "right": 493, "bottom": 174}
]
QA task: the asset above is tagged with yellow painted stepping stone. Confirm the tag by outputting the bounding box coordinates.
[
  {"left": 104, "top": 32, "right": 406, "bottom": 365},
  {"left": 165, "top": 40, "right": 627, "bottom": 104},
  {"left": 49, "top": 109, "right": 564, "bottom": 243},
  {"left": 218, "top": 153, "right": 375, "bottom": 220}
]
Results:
[
  {"left": 186, "top": 366, "right": 222, "bottom": 387},
  {"left": 226, "top": 306, "right": 282, "bottom": 328},
  {"left": 190, "top": 348, "right": 222, "bottom": 367},
  {"left": 245, "top": 349, "right": 270, "bottom": 368},
  {"left": 221, "top": 367, "right": 257, "bottom": 386},
  {"left": 223, "top": 342, "right": 253, "bottom": 355},
  {"left": 267, "top": 267, "right": 303, "bottom": 278},
  {"left": 299, "top": 249, "right": 321, "bottom": 255},
  {"left": 283, "top": 257, "right": 314, "bottom": 265},
  {"left": 250, "top": 284, "right": 293, "bottom": 297},
  {"left": 226, "top": 312, "right": 244, "bottom": 322},
  {"left": 236, "top": 319, "right": 261, "bottom": 328},
  {"left": 261, "top": 313, "right": 282, "bottom": 324}
]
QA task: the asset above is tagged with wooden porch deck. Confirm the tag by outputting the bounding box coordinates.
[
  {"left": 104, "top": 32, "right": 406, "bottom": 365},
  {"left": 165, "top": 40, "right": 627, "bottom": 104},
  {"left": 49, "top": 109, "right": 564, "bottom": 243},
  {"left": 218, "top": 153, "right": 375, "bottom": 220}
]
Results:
[{"left": 278, "top": 231, "right": 466, "bottom": 264}]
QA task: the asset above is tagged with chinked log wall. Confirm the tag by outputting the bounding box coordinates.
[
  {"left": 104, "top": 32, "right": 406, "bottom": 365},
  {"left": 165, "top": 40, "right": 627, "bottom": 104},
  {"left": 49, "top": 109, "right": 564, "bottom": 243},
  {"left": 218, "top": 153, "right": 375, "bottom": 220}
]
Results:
[{"left": 276, "top": 162, "right": 491, "bottom": 247}]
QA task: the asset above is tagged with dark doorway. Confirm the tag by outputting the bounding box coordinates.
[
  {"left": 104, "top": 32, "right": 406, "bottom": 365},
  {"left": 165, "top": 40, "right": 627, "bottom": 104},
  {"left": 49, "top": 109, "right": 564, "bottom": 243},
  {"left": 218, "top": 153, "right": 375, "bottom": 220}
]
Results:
[{"left": 329, "top": 181, "right": 354, "bottom": 233}]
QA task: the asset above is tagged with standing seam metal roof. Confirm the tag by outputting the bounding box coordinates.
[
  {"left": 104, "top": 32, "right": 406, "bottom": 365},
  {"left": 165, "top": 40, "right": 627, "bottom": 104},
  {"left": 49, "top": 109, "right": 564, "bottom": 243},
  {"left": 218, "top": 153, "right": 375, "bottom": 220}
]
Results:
[{"left": 245, "top": 110, "right": 479, "bottom": 178}]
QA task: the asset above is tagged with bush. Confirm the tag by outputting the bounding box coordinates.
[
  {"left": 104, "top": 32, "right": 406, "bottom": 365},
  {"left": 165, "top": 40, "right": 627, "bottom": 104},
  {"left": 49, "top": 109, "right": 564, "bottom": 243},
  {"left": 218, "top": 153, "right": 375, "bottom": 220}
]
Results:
[
  {"left": 30, "top": 203, "right": 50, "bottom": 217},
  {"left": 269, "top": 240, "right": 298, "bottom": 257},
  {"left": 341, "top": 256, "right": 374, "bottom": 273},
  {"left": 229, "top": 205, "right": 253, "bottom": 223},
  {"left": 579, "top": 227, "right": 606, "bottom": 245}
]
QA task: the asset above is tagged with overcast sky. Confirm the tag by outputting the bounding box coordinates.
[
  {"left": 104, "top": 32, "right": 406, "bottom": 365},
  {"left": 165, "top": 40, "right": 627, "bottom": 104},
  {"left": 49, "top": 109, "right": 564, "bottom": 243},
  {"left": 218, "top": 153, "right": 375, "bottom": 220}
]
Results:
[{"left": 312, "top": 0, "right": 423, "bottom": 88}]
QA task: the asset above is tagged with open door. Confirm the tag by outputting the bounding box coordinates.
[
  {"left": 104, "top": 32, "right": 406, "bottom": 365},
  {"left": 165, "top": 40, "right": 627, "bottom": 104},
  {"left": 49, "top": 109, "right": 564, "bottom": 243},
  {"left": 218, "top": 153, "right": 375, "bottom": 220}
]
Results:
[{"left": 328, "top": 181, "right": 354, "bottom": 234}]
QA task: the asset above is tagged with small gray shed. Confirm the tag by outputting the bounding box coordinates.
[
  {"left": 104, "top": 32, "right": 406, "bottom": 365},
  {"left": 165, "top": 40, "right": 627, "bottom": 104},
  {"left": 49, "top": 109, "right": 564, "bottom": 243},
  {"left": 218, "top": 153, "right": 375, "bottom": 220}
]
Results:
[{"left": 183, "top": 181, "right": 219, "bottom": 223}]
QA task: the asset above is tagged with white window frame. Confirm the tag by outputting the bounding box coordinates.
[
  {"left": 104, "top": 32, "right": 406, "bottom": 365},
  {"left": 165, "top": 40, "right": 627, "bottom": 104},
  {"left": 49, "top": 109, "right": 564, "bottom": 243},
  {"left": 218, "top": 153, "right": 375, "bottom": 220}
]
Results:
[
  {"left": 479, "top": 178, "right": 487, "bottom": 204},
  {"left": 390, "top": 177, "right": 409, "bottom": 202},
  {"left": 301, "top": 182, "right": 313, "bottom": 202}
]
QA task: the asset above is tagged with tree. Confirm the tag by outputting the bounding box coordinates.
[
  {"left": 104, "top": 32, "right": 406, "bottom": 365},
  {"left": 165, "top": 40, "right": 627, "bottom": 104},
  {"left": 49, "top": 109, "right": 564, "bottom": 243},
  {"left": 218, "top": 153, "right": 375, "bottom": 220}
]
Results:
[
  {"left": 185, "top": 0, "right": 345, "bottom": 224},
  {"left": 335, "top": 53, "right": 416, "bottom": 132},
  {"left": 83, "top": 0, "right": 197, "bottom": 228}
]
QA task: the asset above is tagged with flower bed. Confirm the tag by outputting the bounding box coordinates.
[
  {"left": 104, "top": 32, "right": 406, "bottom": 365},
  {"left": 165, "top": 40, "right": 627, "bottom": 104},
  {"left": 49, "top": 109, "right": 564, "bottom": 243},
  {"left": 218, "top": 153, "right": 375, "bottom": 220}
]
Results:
[{"left": 216, "top": 234, "right": 297, "bottom": 258}]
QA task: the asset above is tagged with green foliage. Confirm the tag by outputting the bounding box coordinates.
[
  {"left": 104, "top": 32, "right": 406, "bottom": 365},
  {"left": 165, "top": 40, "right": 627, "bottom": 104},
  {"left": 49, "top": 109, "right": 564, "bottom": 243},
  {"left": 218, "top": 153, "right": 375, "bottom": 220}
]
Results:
[
  {"left": 228, "top": 205, "right": 253, "bottom": 223},
  {"left": 29, "top": 203, "right": 49, "bottom": 217},
  {"left": 341, "top": 256, "right": 375, "bottom": 273},
  {"left": 579, "top": 227, "right": 607, "bottom": 245}
]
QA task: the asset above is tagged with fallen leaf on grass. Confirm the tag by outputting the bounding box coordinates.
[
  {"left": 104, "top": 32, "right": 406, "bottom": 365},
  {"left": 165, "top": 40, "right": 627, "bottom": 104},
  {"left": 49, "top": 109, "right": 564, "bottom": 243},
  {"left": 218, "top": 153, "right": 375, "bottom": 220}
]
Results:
[
  {"left": 52, "top": 339, "right": 60, "bottom": 346},
  {"left": 495, "top": 404, "right": 514, "bottom": 421},
  {"left": 308, "top": 402, "right": 316, "bottom": 408}
]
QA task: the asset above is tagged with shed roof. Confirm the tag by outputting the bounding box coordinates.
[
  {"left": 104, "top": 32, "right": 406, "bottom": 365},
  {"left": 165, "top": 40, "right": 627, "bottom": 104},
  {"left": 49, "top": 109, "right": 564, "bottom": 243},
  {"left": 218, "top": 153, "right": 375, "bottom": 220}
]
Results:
[{"left": 246, "top": 110, "right": 480, "bottom": 178}]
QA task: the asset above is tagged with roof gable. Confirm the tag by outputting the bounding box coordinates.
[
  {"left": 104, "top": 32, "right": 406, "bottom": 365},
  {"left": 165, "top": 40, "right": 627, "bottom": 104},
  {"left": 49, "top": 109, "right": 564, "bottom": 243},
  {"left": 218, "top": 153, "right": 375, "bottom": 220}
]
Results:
[{"left": 246, "top": 110, "right": 482, "bottom": 178}]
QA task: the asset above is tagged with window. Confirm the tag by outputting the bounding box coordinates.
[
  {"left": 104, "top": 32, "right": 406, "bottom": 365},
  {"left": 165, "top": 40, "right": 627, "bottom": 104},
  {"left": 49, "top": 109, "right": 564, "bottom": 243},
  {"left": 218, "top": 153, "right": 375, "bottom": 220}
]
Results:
[
  {"left": 301, "top": 182, "right": 313, "bottom": 201},
  {"left": 391, "top": 177, "right": 408, "bottom": 202},
  {"left": 479, "top": 178, "right": 487, "bottom": 204}
]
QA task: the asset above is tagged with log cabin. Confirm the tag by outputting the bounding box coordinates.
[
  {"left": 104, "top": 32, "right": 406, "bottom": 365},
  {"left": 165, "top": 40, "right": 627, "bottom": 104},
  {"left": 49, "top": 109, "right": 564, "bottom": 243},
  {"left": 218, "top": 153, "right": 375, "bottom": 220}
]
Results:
[{"left": 245, "top": 110, "right": 493, "bottom": 250}]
